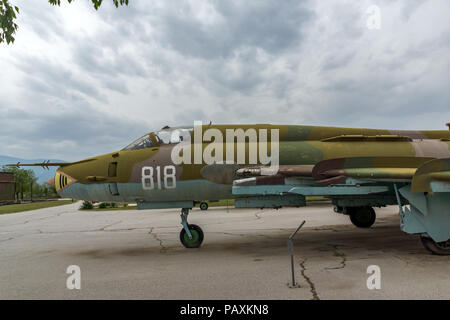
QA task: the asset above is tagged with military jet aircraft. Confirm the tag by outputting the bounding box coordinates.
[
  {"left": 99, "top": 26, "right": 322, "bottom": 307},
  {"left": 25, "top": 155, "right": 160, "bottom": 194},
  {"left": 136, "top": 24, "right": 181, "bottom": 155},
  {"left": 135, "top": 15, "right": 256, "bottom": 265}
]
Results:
[{"left": 10, "top": 123, "right": 450, "bottom": 254}]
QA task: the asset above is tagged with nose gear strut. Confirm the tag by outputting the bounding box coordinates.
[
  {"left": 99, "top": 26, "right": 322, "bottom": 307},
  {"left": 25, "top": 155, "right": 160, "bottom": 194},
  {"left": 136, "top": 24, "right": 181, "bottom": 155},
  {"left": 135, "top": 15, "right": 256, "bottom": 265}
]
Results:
[{"left": 179, "top": 208, "right": 204, "bottom": 248}]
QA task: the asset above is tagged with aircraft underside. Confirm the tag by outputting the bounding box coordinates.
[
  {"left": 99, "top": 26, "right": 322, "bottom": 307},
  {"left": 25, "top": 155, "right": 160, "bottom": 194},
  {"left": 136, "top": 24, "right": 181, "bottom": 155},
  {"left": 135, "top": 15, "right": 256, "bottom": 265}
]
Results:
[{"left": 57, "top": 157, "right": 450, "bottom": 255}]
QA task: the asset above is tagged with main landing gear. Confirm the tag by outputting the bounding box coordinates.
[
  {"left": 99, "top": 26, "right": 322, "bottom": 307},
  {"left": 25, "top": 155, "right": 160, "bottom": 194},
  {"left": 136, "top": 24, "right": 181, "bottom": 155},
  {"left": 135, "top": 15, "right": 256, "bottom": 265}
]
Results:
[
  {"left": 179, "top": 208, "right": 204, "bottom": 248},
  {"left": 420, "top": 235, "right": 450, "bottom": 255},
  {"left": 348, "top": 206, "right": 376, "bottom": 228}
]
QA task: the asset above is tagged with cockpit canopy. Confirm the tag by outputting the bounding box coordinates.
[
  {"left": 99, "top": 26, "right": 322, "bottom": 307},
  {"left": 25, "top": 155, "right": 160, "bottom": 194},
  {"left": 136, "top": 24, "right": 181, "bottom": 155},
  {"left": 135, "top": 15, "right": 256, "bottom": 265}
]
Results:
[{"left": 123, "top": 127, "right": 192, "bottom": 151}]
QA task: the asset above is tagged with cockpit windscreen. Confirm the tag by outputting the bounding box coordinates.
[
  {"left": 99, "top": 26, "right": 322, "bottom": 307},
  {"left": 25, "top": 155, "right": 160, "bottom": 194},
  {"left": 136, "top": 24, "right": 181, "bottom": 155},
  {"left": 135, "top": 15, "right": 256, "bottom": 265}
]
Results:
[{"left": 123, "top": 127, "right": 192, "bottom": 151}]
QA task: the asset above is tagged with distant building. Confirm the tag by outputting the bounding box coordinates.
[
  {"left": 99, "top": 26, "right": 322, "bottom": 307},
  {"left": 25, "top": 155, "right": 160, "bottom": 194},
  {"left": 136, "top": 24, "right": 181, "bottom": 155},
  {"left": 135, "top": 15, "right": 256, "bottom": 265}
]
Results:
[{"left": 0, "top": 172, "right": 15, "bottom": 202}]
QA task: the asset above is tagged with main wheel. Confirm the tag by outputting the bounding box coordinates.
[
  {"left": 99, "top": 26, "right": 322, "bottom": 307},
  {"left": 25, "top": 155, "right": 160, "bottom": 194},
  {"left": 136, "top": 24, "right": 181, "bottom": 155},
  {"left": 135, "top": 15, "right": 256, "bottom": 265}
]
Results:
[
  {"left": 199, "top": 202, "right": 209, "bottom": 211},
  {"left": 349, "top": 206, "right": 376, "bottom": 228},
  {"left": 420, "top": 235, "right": 450, "bottom": 255},
  {"left": 180, "top": 224, "right": 204, "bottom": 248}
]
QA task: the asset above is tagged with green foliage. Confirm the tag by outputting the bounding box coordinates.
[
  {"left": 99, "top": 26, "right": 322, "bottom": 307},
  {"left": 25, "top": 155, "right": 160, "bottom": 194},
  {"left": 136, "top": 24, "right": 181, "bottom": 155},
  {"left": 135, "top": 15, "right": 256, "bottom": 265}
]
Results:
[
  {"left": 0, "top": 0, "right": 129, "bottom": 44},
  {"left": 98, "top": 202, "right": 118, "bottom": 209},
  {"left": 80, "top": 200, "right": 93, "bottom": 210},
  {"left": 2, "top": 165, "right": 36, "bottom": 193},
  {"left": 1, "top": 165, "right": 36, "bottom": 185},
  {"left": 0, "top": 0, "right": 19, "bottom": 44},
  {"left": 48, "top": 0, "right": 129, "bottom": 10}
]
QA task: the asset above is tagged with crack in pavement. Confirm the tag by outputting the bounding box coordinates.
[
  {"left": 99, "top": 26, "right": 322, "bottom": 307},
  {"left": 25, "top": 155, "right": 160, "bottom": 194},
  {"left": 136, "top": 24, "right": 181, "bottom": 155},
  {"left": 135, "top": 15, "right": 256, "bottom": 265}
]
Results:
[
  {"left": 0, "top": 222, "right": 151, "bottom": 243},
  {"left": 0, "top": 231, "right": 41, "bottom": 243},
  {"left": 312, "top": 227, "right": 339, "bottom": 232},
  {"left": 0, "top": 237, "right": 15, "bottom": 243},
  {"left": 219, "top": 231, "right": 275, "bottom": 240},
  {"left": 33, "top": 226, "right": 149, "bottom": 235},
  {"left": 96, "top": 221, "right": 123, "bottom": 232},
  {"left": 254, "top": 209, "right": 264, "bottom": 220},
  {"left": 0, "top": 207, "right": 77, "bottom": 228},
  {"left": 149, "top": 227, "right": 168, "bottom": 253},
  {"left": 324, "top": 245, "right": 347, "bottom": 270},
  {"left": 222, "top": 232, "right": 247, "bottom": 237},
  {"left": 299, "top": 258, "right": 320, "bottom": 300}
]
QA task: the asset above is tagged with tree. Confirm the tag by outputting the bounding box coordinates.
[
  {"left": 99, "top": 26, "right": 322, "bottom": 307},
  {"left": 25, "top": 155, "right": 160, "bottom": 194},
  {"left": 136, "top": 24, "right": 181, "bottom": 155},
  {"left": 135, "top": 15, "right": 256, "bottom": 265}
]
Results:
[{"left": 0, "top": 0, "right": 129, "bottom": 44}]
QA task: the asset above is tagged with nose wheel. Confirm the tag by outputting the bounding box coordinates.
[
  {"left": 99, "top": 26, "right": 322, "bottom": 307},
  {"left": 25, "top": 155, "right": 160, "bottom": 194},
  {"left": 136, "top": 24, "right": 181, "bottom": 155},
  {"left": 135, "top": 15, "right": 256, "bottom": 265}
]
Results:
[
  {"left": 180, "top": 208, "right": 204, "bottom": 248},
  {"left": 199, "top": 202, "right": 209, "bottom": 211}
]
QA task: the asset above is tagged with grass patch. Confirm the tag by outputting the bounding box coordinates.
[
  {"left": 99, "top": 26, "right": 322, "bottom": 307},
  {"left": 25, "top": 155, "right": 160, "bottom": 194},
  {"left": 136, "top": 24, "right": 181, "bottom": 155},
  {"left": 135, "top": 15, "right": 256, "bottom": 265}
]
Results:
[{"left": 0, "top": 200, "right": 74, "bottom": 215}]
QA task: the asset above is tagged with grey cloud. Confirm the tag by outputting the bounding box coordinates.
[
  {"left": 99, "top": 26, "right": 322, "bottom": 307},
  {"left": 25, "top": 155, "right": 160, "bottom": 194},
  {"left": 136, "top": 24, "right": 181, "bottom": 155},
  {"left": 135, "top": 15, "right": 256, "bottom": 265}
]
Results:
[
  {"left": 103, "top": 78, "right": 129, "bottom": 94},
  {"left": 397, "top": 0, "right": 427, "bottom": 21},
  {"left": 72, "top": 39, "right": 148, "bottom": 79},
  {"left": 69, "top": 0, "right": 313, "bottom": 96},
  {"left": 322, "top": 51, "right": 356, "bottom": 71},
  {"left": 0, "top": 99, "right": 150, "bottom": 160},
  {"left": 18, "top": 1, "right": 65, "bottom": 41},
  {"left": 13, "top": 55, "right": 106, "bottom": 102},
  {"left": 2, "top": 0, "right": 450, "bottom": 161},
  {"left": 154, "top": 0, "right": 314, "bottom": 59}
]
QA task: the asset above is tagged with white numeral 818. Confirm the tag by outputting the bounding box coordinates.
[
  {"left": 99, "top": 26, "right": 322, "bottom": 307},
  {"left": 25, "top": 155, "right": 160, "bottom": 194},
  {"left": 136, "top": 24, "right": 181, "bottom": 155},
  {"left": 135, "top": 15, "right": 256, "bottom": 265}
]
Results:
[{"left": 142, "top": 165, "right": 176, "bottom": 190}]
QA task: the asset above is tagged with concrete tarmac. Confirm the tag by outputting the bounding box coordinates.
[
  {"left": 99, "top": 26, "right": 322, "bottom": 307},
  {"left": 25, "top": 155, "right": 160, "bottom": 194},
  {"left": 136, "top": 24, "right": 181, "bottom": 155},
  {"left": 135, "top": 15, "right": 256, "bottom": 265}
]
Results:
[{"left": 0, "top": 201, "right": 449, "bottom": 299}]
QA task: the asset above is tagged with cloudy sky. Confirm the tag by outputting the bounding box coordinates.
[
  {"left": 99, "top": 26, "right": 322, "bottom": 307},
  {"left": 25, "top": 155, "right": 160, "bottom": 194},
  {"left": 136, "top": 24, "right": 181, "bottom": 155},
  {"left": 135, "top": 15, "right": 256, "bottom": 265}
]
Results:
[{"left": 1, "top": 0, "right": 449, "bottom": 161}]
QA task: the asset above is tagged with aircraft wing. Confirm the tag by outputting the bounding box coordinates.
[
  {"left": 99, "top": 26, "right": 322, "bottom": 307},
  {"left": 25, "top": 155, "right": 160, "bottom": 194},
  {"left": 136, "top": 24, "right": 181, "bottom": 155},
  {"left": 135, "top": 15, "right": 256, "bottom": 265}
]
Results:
[
  {"left": 6, "top": 158, "right": 96, "bottom": 169},
  {"left": 411, "top": 158, "right": 450, "bottom": 193},
  {"left": 311, "top": 157, "right": 433, "bottom": 185},
  {"left": 203, "top": 157, "right": 444, "bottom": 205},
  {"left": 309, "top": 156, "right": 450, "bottom": 194},
  {"left": 201, "top": 156, "right": 446, "bottom": 190}
]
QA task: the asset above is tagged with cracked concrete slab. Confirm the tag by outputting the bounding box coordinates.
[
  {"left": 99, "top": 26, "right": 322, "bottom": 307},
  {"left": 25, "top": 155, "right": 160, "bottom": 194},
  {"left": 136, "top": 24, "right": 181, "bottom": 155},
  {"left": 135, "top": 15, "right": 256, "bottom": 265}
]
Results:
[{"left": 0, "top": 202, "right": 449, "bottom": 299}]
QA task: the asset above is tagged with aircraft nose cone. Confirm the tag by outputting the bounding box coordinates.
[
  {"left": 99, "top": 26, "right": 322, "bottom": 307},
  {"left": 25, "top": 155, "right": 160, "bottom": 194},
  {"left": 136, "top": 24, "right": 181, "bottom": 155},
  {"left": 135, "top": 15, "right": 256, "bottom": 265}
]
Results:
[{"left": 55, "top": 170, "right": 77, "bottom": 194}]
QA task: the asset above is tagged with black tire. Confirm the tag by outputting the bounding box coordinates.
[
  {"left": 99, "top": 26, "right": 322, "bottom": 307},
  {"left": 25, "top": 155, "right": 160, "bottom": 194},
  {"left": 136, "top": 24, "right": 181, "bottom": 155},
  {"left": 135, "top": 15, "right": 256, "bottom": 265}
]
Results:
[
  {"left": 199, "top": 202, "right": 209, "bottom": 211},
  {"left": 349, "top": 206, "right": 376, "bottom": 228},
  {"left": 420, "top": 235, "right": 450, "bottom": 255},
  {"left": 180, "top": 224, "right": 204, "bottom": 248}
]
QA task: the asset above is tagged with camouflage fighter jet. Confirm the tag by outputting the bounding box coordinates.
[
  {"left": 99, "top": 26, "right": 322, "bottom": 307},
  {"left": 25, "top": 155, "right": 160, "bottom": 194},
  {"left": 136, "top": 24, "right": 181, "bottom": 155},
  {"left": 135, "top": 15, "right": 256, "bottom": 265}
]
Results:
[{"left": 9, "top": 123, "right": 450, "bottom": 254}]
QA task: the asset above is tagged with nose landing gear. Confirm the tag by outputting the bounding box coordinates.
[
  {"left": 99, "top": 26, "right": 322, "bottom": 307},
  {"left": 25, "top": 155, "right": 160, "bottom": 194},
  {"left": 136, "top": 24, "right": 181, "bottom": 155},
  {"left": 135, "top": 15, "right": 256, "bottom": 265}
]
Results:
[
  {"left": 180, "top": 208, "right": 204, "bottom": 248},
  {"left": 199, "top": 202, "right": 209, "bottom": 211}
]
